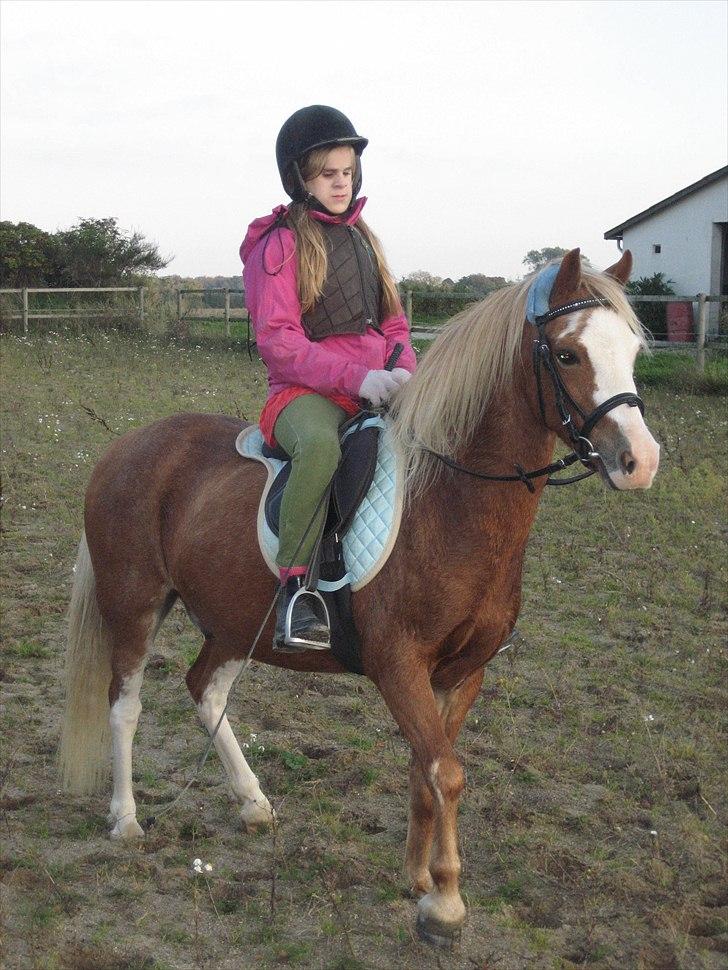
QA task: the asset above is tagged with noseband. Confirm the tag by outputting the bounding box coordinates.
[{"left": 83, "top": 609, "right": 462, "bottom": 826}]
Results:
[{"left": 426, "top": 298, "right": 645, "bottom": 491}]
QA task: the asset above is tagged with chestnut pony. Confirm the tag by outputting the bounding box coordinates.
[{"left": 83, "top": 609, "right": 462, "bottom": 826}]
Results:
[{"left": 60, "top": 250, "right": 659, "bottom": 944}]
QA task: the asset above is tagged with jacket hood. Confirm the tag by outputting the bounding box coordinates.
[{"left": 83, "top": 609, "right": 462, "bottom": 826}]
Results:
[{"left": 240, "top": 197, "right": 367, "bottom": 264}]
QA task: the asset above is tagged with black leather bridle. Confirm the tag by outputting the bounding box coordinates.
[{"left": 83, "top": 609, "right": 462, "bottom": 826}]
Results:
[{"left": 425, "top": 298, "right": 645, "bottom": 492}]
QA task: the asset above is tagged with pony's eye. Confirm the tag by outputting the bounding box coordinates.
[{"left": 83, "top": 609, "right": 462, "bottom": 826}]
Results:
[{"left": 556, "top": 350, "right": 579, "bottom": 366}]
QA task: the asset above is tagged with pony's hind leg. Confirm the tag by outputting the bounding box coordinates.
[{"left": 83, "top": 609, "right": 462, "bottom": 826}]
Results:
[
  {"left": 106, "top": 616, "right": 160, "bottom": 840},
  {"left": 186, "top": 640, "right": 274, "bottom": 832},
  {"left": 108, "top": 661, "right": 146, "bottom": 840}
]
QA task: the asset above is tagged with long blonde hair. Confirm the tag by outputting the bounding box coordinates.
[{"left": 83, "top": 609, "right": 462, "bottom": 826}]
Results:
[
  {"left": 388, "top": 263, "right": 646, "bottom": 500},
  {"left": 286, "top": 146, "right": 402, "bottom": 318}
]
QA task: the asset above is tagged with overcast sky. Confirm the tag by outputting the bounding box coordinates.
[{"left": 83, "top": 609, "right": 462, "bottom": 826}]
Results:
[{"left": 2, "top": 0, "right": 726, "bottom": 281}]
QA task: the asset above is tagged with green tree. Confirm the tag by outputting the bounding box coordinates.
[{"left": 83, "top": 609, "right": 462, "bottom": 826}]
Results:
[
  {"left": 522, "top": 246, "right": 570, "bottom": 273},
  {"left": 456, "top": 274, "right": 507, "bottom": 297},
  {"left": 58, "top": 218, "right": 170, "bottom": 285},
  {"left": 0, "top": 221, "right": 61, "bottom": 287},
  {"left": 0, "top": 218, "right": 171, "bottom": 288},
  {"left": 399, "top": 270, "right": 444, "bottom": 290},
  {"left": 626, "top": 272, "right": 675, "bottom": 337}
]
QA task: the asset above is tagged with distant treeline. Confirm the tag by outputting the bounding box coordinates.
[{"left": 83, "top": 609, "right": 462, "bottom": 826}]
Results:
[{"left": 0, "top": 218, "right": 169, "bottom": 288}]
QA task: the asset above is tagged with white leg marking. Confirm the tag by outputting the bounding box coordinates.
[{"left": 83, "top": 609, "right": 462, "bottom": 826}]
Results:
[
  {"left": 429, "top": 758, "right": 444, "bottom": 808},
  {"left": 197, "top": 660, "right": 274, "bottom": 830},
  {"left": 109, "top": 664, "right": 146, "bottom": 840}
]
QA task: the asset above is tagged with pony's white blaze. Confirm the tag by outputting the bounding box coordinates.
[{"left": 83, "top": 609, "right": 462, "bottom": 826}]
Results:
[
  {"left": 197, "top": 660, "right": 274, "bottom": 830},
  {"left": 568, "top": 308, "right": 660, "bottom": 489}
]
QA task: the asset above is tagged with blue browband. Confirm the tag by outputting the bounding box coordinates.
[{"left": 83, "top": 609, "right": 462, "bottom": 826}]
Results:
[
  {"left": 525, "top": 261, "right": 606, "bottom": 326},
  {"left": 525, "top": 263, "right": 561, "bottom": 324}
]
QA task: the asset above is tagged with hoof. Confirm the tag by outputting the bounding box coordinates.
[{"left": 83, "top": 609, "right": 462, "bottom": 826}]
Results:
[
  {"left": 241, "top": 797, "right": 276, "bottom": 833},
  {"left": 416, "top": 891, "right": 466, "bottom": 948},
  {"left": 110, "top": 816, "right": 145, "bottom": 841},
  {"left": 416, "top": 915, "right": 461, "bottom": 949}
]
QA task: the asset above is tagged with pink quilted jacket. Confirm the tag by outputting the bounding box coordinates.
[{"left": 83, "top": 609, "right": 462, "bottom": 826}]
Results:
[{"left": 240, "top": 198, "right": 416, "bottom": 407}]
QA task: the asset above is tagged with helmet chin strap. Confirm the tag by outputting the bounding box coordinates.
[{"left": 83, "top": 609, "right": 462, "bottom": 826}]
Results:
[
  {"left": 289, "top": 161, "right": 309, "bottom": 203},
  {"left": 290, "top": 163, "right": 338, "bottom": 213},
  {"left": 289, "top": 159, "right": 360, "bottom": 213},
  {"left": 306, "top": 196, "right": 357, "bottom": 218}
]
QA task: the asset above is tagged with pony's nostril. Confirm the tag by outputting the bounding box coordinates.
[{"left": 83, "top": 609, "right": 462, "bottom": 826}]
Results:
[{"left": 620, "top": 451, "right": 637, "bottom": 475}]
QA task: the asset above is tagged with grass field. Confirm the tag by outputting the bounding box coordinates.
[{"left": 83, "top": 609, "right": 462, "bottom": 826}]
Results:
[{"left": 1, "top": 327, "right": 727, "bottom": 970}]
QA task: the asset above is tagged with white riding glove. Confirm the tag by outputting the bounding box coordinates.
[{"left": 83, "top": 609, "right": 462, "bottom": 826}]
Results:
[
  {"left": 390, "top": 368, "right": 412, "bottom": 387},
  {"left": 358, "top": 369, "right": 401, "bottom": 407}
]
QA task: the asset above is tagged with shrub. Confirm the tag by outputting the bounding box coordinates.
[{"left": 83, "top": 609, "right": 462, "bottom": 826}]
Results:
[{"left": 626, "top": 272, "right": 676, "bottom": 338}]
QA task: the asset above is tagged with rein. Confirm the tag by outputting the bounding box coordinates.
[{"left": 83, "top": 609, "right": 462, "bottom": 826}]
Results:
[{"left": 425, "top": 298, "right": 645, "bottom": 492}]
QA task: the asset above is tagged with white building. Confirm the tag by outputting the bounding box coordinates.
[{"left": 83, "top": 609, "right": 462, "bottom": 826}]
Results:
[{"left": 604, "top": 166, "right": 727, "bottom": 333}]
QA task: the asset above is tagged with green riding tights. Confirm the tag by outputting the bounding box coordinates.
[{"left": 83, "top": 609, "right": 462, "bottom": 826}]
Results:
[{"left": 273, "top": 393, "right": 348, "bottom": 570}]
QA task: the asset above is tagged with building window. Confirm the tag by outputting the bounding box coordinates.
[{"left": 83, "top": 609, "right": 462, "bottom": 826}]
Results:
[{"left": 653, "top": 244, "right": 661, "bottom": 254}]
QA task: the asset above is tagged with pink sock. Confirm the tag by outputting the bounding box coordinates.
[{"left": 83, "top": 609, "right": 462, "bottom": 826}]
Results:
[{"left": 279, "top": 566, "right": 307, "bottom": 583}]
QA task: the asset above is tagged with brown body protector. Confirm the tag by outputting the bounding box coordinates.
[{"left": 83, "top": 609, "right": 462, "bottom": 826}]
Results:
[{"left": 301, "top": 222, "right": 383, "bottom": 339}]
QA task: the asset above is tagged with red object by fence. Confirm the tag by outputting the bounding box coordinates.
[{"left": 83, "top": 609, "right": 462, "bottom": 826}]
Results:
[{"left": 666, "top": 302, "right": 694, "bottom": 342}]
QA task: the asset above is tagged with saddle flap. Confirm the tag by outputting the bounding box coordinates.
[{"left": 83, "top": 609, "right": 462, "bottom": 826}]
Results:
[
  {"left": 264, "top": 420, "right": 381, "bottom": 541},
  {"left": 332, "top": 425, "right": 380, "bottom": 536},
  {"left": 264, "top": 463, "right": 292, "bottom": 537}
]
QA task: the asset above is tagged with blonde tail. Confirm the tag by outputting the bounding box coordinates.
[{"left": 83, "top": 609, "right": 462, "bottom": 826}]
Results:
[{"left": 58, "top": 532, "right": 113, "bottom": 794}]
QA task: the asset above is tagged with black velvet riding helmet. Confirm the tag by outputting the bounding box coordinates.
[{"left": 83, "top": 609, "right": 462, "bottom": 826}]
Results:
[{"left": 275, "top": 105, "right": 368, "bottom": 202}]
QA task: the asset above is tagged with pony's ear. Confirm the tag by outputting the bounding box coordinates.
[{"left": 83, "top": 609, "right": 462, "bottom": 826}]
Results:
[
  {"left": 604, "top": 250, "right": 633, "bottom": 287},
  {"left": 550, "top": 248, "right": 582, "bottom": 305}
]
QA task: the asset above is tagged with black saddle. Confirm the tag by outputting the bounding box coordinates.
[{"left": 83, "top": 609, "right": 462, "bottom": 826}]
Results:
[{"left": 262, "top": 414, "right": 382, "bottom": 675}]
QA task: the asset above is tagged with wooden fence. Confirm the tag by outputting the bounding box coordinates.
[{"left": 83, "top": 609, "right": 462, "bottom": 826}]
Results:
[
  {"left": 174, "top": 287, "right": 247, "bottom": 337},
  {"left": 1, "top": 285, "right": 725, "bottom": 372},
  {"left": 0, "top": 286, "right": 145, "bottom": 334},
  {"left": 409, "top": 292, "right": 727, "bottom": 372}
]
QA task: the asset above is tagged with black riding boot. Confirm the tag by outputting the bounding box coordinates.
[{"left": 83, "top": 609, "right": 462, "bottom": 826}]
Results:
[{"left": 273, "top": 576, "right": 331, "bottom": 653}]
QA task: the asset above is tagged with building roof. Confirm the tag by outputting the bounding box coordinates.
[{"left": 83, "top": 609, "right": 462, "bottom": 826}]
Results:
[{"left": 604, "top": 165, "right": 728, "bottom": 240}]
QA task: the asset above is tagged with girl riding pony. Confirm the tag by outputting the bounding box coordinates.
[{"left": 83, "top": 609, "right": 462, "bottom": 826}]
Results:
[{"left": 241, "top": 105, "right": 416, "bottom": 653}]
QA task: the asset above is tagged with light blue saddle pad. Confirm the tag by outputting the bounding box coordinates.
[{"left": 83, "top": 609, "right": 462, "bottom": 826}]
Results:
[{"left": 235, "top": 418, "right": 404, "bottom": 592}]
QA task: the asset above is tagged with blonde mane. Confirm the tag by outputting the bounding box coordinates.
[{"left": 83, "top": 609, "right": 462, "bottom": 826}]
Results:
[{"left": 388, "top": 262, "right": 646, "bottom": 500}]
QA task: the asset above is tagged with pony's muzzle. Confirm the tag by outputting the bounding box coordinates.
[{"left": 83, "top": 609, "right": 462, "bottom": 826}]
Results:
[{"left": 595, "top": 416, "right": 660, "bottom": 490}]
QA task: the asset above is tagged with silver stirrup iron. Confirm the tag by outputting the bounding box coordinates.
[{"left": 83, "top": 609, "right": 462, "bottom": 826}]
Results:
[{"left": 285, "top": 586, "right": 331, "bottom": 649}]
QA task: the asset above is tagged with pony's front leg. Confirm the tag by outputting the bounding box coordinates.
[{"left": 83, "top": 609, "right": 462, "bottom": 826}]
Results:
[
  {"left": 405, "top": 669, "right": 484, "bottom": 898},
  {"left": 375, "top": 658, "right": 467, "bottom": 945},
  {"left": 405, "top": 756, "right": 435, "bottom": 895},
  {"left": 186, "top": 644, "right": 274, "bottom": 832}
]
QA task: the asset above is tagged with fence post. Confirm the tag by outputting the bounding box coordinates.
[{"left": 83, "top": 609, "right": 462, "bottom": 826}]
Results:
[
  {"left": 22, "top": 288, "right": 28, "bottom": 334},
  {"left": 224, "top": 288, "right": 230, "bottom": 337},
  {"left": 138, "top": 286, "right": 145, "bottom": 328},
  {"left": 696, "top": 293, "right": 707, "bottom": 373},
  {"left": 405, "top": 289, "right": 413, "bottom": 326}
]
